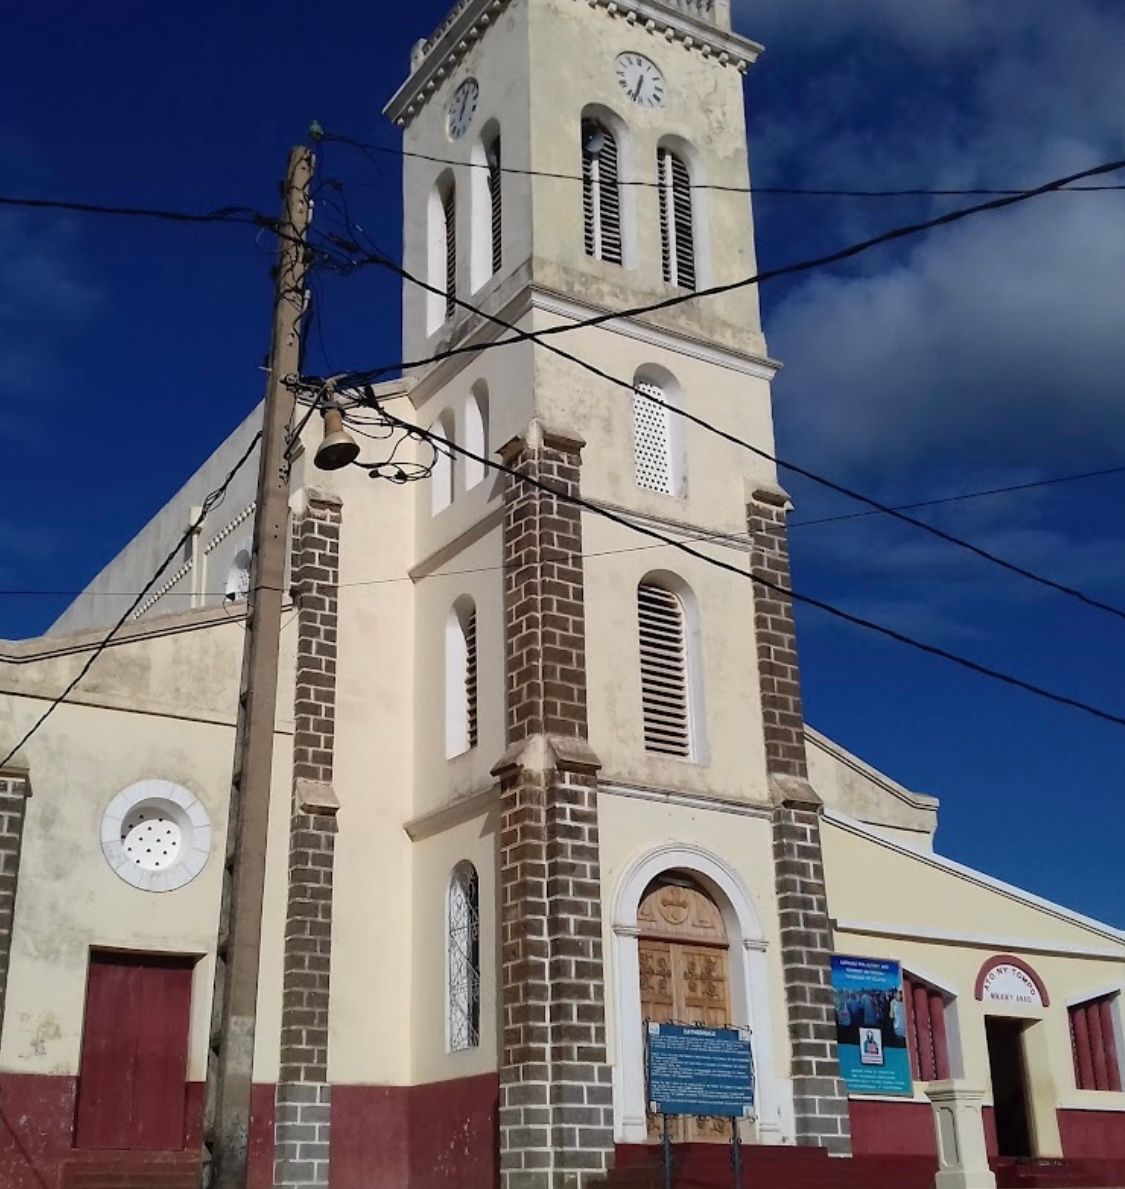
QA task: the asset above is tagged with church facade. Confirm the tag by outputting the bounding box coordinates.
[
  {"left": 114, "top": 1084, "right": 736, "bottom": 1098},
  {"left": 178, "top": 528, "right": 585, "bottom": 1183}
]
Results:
[{"left": 1, "top": 1, "right": 1123, "bottom": 1187}]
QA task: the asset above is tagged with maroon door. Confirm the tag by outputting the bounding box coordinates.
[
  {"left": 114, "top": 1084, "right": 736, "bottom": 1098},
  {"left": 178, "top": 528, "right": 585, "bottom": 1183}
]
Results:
[{"left": 74, "top": 951, "right": 195, "bottom": 1150}]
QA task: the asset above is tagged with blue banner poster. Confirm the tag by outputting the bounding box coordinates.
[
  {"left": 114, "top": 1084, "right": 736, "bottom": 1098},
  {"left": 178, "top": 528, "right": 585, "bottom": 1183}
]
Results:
[
  {"left": 831, "top": 955, "right": 913, "bottom": 1096},
  {"left": 647, "top": 1023, "right": 755, "bottom": 1118}
]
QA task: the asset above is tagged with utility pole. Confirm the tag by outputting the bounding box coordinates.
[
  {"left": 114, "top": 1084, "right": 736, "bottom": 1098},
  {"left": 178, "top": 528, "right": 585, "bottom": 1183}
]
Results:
[{"left": 201, "top": 143, "right": 314, "bottom": 1189}]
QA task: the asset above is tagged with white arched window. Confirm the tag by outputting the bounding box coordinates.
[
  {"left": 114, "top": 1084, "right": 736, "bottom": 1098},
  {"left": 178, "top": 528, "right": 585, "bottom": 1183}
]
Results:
[
  {"left": 427, "top": 173, "right": 457, "bottom": 333},
  {"left": 445, "top": 597, "right": 478, "bottom": 757},
  {"left": 471, "top": 126, "right": 502, "bottom": 291},
  {"left": 447, "top": 861, "right": 481, "bottom": 1051},
  {"left": 637, "top": 575, "right": 705, "bottom": 760},
  {"left": 582, "top": 119, "right": 623, "bottom": 265},
  {"left": 658, "top": 146, "right": 696, "bottom": 290},
  {"left": 431, "top": 411, "right": 456, "bottom": 515},
  {"left": 224, "top": 546, "right": 252, "bottom": 603},
  {"left": 464, "top": 383, "right": 489, "bottom": 490},
  {"left": 633, "top": 369, "right": 685, "bottom": 497}
]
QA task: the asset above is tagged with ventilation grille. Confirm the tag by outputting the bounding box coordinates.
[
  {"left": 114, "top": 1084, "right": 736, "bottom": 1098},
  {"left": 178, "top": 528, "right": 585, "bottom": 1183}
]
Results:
[
  {"left": 659, "top": 148, "right": 696, "bottom": 290},
  {"left": 634, "top": 382, "right": 674, "bottom": 494},
  {"left": 583, "top": 123, "right": 623, "bottom": 265},
  {"left": 443, "top": 185, "right": 456, "bottom": 318},
  {"left": 488, "top": 139, "right": 502, "bottom": 277},
  {"left": 638, "top": 583, "right": 691, "bottom": 757},
  {"left": 465, "top": 609, "right": 479, "bottom": 750}
]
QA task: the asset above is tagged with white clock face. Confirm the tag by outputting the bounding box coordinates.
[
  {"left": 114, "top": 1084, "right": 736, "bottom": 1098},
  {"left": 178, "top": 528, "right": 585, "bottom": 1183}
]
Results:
[
  {"left": 615, "top": 53, "right": 665, "bottom": 108},
  {"left": 447, "top": 78, "right": 480, "bottom": 141}
]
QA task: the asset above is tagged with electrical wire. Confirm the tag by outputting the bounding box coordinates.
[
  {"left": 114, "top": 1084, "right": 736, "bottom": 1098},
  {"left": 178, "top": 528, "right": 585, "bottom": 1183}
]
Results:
[
  {"left": 370, "top": 404, "right": 1125, "bottom": 730},
  {"left": 316, "top": 205, "right": 1125, "bottom": 624},
  {"left": 0, "top": 194, "right": 275, "bottom": 228},
  {"left": 0, "top": 431, "right": 263, "bottom": 768},
  {"left": 322, "top": 131, "right": 1125, "bottom": 197}
]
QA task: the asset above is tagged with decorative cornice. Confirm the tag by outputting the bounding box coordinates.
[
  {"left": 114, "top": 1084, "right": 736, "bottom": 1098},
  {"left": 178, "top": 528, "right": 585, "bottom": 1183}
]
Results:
[
  {"left": 203, "top": 502, "right": 256, "bottom": 555},
  {"left": 599, "top": 779, "right": 773, "bottom": 820},
  {"left": 384, "top": 0, "right": 763, "bottom": 129},
  {"left": 132, "top": 558, "right": 194, "bottom": 620}
]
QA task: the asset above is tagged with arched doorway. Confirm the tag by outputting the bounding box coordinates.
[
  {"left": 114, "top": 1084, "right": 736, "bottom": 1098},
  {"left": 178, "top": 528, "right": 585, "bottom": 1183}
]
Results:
[{"left": 639, "top": 871, "right": 732, "bottom": 1143}]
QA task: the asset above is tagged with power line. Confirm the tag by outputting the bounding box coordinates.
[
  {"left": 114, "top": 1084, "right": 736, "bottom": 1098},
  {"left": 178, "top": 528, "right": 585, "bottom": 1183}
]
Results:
[
  {"left": 322, "top": 131, "right": 1125, "bottom": 197},
  {"left": 0, "top": 193, "right": 275, "bottom": 228},
  {"left": 0, "top": 431, "right": 263, "bottom": 769},
  {"left": 791, "top": 465, "right": 1125, "bottom": 528},
  {"left": 314, "top": 201, "right": 1125, "bottom": 625},
  {"left": 374, "top": 406, "right": 1125, "bottom": 730}
]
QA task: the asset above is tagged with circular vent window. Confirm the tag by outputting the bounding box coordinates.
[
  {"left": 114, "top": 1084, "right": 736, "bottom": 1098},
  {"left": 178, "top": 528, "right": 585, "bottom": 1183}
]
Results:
[{"left": 101, "top": 780, "right": 212, "bottom": 893}]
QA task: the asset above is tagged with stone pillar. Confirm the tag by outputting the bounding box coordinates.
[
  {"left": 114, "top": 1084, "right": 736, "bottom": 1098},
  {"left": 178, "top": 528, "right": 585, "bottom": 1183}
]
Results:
[
  {"left": 748, "top": 485, "right": 851, "bottom": 1154},
  {"left": 926, "top": 1082, "right": 997, "bottom": 1189},
  {"left": 273, "top": 491, "right": 342, "bottom": 1189},
  {"left": 493, "top": 422, "right": 614, "bottom": 1189},
  {"left": 0, "top": 761, "right": 31, "bottom": 1043}
]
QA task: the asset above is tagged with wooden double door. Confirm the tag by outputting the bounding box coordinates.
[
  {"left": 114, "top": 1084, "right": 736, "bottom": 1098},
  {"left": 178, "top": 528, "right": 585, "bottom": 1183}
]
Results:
[{"left": 639, "top": 876, "right": 734, "bottom": 1144}]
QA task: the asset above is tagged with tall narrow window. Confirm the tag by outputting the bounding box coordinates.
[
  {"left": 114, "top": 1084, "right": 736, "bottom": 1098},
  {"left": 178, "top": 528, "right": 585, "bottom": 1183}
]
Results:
[
  {"left": 448, "top": 862, "right": 481, "bottom": 1051},
  {"left": 638, "top": 580, "right": 692, "bottom": 758},
  {"left": 658, "top": 147, "right": 696, "bottom": 290},
  {"left": 443, "top": 181, "right": 457, "bottom": 318},
  {"left": 903, "top": 971, "right": 953, "bottom": 1082},
  {"left": 633, "top": 381, "right": 674, "bottom": 495},
  {"left": 445, "top": 598, "right": 478, "bottom": 757},
  {"left": 487, "top": 135, "right": 502, "bottom": 277},
  {"left": 464, "top": 384, "right": 489, "bottom": 490},
  {"left": 582, "top": 120, "right": 622, "bottom": 265},
  {"left": 1070, "top": 994, "right": 1123, "bottom": 1091},
  {"left": 431, "top": 410, "right": 455, "bottom": 516}
]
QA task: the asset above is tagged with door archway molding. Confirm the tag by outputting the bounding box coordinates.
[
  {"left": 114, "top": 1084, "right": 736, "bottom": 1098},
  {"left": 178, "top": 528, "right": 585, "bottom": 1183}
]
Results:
[{"left": 610, "top": 843, "right": 788, "bottom": 1144}]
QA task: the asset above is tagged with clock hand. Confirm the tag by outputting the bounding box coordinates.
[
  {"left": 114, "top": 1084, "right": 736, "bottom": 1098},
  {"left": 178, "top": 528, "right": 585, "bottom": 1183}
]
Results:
[{"left": 632, "top": 77, "right": 643, "bottom": 101}]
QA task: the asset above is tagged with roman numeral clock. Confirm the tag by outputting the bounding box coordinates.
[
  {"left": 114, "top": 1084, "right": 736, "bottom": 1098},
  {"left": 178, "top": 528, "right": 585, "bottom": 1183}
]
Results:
[{"left": 615, "top": 51, "right": 666, "bottom": 108}]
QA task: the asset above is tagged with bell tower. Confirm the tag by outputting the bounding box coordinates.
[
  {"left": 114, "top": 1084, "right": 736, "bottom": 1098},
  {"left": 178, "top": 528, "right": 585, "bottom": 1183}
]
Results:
[{"left": 386, "top": 2, "right": 851, "bottom": 1185}]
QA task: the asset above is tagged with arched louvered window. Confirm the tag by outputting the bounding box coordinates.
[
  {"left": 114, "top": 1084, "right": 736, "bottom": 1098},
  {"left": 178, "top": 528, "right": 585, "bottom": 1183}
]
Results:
[
  {"left": 658, "top": 147, "right": 695, "bottom": 290},
  {"left": 487, "top": 135, "right": 502, "bottom": 277},
  {"left": 582, "top": 120, "right": 623, "bottom": 265},
  {"left": 637, "top": 580, "right": 693, "bottom": 758},
  {"left": 442, "top": 180, "right": 457, "bottom": 318},
  {"left": 464, "top": 383, "right": 489, "bottom": 490},
  {"left": 448, "top": 862, "right": 481, "bottom": 1051},
  {"left": 445, "top": 598, "right": 478, "bottom": 757},
  {"left": 634, "top": 381, "right": 674, "bottom": 495}
]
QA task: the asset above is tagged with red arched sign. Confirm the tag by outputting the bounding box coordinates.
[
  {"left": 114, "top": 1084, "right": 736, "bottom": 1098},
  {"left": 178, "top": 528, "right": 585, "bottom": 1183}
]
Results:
[{"left": 974, "top": 955, "right": 1050, "bottom": 1008}]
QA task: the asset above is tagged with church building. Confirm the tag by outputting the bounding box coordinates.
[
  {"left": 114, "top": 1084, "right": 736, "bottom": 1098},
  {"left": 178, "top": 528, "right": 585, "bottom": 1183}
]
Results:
[{"left": 1, "top": 1, "right": 1123, "bottom": 1187}]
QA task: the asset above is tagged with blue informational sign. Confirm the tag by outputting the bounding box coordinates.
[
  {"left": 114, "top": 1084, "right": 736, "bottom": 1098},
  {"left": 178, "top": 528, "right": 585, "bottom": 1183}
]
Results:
[
  {"left": 831, "top": 955, "right": 914, "bottom": 1096},
  {"left": 646, "top": 1023, "right": 755, "bottom": 1119}
]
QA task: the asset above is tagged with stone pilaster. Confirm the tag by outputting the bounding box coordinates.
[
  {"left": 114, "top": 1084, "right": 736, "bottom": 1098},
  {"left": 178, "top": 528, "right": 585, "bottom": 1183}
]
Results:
[
  {"left": 0, "top": 762, "right": 30, "bottom": 1043},
  {"left": 494, "top": 423, "right": 614, "bottom": 1189},
  {"left": 749, "top": 486, "right": 851, "bottom": 1154},
  {"left": 274, "top": 491, "right": 342, "bottom": 1189}
]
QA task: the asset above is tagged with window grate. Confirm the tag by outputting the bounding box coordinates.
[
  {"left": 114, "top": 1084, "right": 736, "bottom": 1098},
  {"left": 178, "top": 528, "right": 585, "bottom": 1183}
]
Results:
[
  {"left": 583, "top": 121, "right": 623, "bottom": 266},
  {"left": 634, "top": 382, "right": 674, "bottom": 495},
  {"left": 448, "top": 864, "right": 481, "bottom": 1051},
  {"left": 465, "top": 609, "right": 479, "bottom": 749},
  {"left": 488, "top": 138, "right": 502, "bottom": 277},
  {"left": 443, "top": 184, "right": 457, "bottom": 319},
  {"left": 638, "top": 583, "right": 691, "bottom": 758},
  {"left": 659, "top": 148, "right": 696, "bottom": 290}
]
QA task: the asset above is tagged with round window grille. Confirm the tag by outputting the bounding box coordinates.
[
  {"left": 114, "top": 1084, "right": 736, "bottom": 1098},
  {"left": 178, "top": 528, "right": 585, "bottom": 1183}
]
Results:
[{"left": 101, "top": 780, "right": 212, "bottom": 893}]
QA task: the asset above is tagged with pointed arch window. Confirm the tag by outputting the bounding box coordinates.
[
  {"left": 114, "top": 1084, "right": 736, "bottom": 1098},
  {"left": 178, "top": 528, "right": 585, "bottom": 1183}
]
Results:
[
  {"left": 658, "top": 147, "right": 695, "bottom": 290},
  {"left": 448, "top": 862, "right": 481, "bottom": 1051},
  {"left": 582, "top": 120, "right": 623, "bottom": 265},
  {"left": 445, "top": 598, "right": 478, "bottom": 757},
  {"left": 637, "top": 579, "right": 695, "bottom": 759}
]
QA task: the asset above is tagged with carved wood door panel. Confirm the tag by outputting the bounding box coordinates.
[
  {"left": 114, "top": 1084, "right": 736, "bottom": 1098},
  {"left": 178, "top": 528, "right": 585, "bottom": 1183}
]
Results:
[{"left": 638, "top": 879, "right": 733, "bottom": 1144}]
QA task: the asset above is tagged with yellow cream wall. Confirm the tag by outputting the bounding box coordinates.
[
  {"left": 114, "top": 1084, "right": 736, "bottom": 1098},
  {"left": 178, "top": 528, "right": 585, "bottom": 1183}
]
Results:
[
  {"left": 0, "top": 613, "right": 294, "bottom": 1084},
  {"left": 527, "top": 0, "right": 765, "bottom": 356},
  {"left": 823, "top": 819, "right": 1125, "bottom": 1154},
  {"left": 409, "top": 807, "right": 501, "bottom": 1085}
]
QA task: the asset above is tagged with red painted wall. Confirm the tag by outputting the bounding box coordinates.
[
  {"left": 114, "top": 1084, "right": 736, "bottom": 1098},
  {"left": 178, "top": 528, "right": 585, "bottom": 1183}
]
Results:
[
  {"left": 1058, "top": 1109, "right": 1125, "bottom": 1160},
  {"left": 849, "top": 1099, "right": 938, "bottom": 1157},
  {"left": 0, "top": 1075, "right": 273, "bottom": 1189}
]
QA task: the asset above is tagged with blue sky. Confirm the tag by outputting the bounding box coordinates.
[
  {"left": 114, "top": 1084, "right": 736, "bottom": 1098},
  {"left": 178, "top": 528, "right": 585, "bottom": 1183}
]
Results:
[{"left": 2, "top": 1, "right": 1123, "bottom": 925}]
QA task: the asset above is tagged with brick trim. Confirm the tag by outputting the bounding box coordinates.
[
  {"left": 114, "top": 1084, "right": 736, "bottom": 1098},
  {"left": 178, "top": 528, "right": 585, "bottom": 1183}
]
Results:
[
  {"left": 748, "top": 489, "right": 851, "bottom": 1154},
  {"left": 0, "top": 768, "right": 30, "bottom": 1045},
  {"left": 496, "top": 426, "right": 614, "bottom": 1188},
  {"left": 275, "top": 492, "right": 342, "bottom": 1189}
]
